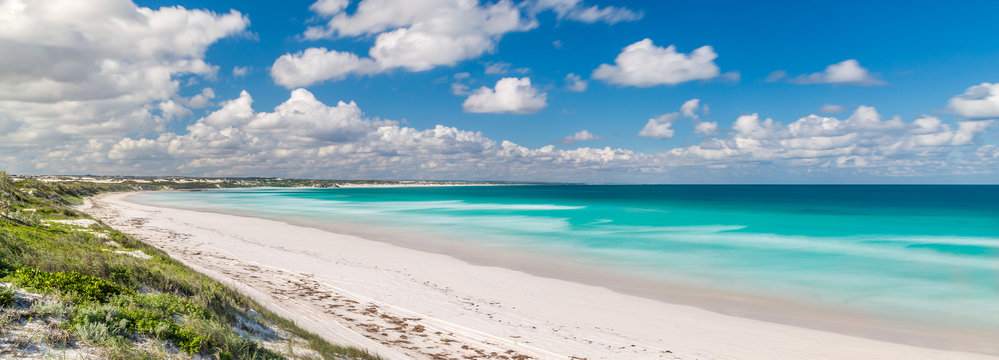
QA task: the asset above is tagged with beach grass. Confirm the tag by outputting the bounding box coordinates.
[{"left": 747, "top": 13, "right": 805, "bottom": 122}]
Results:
[{"left": 0, "top": 171, "right": 381, "bottom": 359}]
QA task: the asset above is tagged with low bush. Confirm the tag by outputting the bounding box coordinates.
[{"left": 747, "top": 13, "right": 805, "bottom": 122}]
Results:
[
  {"left": 4, "top": 267, "right": 133, "bottom": 303},
  {"left": 0, "top": 284, "right": 15, "bottom": 307},
  {"left": 74, "top": 321, "right": 113, "bottom": 344},
  {"left": 31, "top": 299, "right": 68, "bottom": 319}
]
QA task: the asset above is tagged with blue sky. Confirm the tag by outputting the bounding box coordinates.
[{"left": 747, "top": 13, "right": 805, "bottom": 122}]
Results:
[{"left": 1, "top": 0, "right": 998, "bottom": 182}]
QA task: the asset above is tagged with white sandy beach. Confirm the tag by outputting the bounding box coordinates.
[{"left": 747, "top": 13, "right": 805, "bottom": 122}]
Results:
[{"left": 81, "top": 192, "right": 998, "bottom": 360}]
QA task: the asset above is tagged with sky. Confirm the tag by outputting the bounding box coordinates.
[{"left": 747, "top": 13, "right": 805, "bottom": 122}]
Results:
[{"left": 1, "top": 0, "right": 998, "bottom": 183}]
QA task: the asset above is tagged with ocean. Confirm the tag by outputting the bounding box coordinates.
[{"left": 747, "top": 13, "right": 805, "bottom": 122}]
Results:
[{"left": 131, "top": 185, "right": 999, "bottom": 331}]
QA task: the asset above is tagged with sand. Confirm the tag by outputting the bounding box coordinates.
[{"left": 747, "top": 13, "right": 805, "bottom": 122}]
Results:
[{"left": 81, "top": 192, "right": 998, "bottom": 360}]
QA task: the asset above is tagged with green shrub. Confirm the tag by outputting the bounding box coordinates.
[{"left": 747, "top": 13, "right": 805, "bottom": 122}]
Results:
[
  {"left": 67, "top": 294, "right": 222, "bottom": 355},
  {"left": 31, "top": 299, "right": 68, "bottom": 318},
  {"left": 173, "top": 325, "right": 210, "bottom": 354},
  {"left": 0, "top": 284, "right": 15, "bottom": 307},
  {"left": 0, "top": 258, "right": 15, "bottom": 277},
  {"left": 74, "top": 321, "right": 112, "bottom": 344},
  {"left": 5, "top": 267, "right": 133, "bottom": 303},
  {"left": 113, "top": 293, "right": 209, "bottom": 320}
]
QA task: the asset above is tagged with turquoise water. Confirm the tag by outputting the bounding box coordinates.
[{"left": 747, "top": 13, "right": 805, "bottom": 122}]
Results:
[{"left": 132, "top": 185, "right": 999, "bottom": 330}]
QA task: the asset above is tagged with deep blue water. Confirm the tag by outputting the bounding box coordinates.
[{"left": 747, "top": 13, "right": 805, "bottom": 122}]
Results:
[{"left": 132, "top": 185, "right": 999, "bottom": 330}]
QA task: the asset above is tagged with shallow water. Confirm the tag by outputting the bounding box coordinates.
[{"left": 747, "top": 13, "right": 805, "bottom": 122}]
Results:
[{"left": 132, "top": 185, "right": 999, "bottom": 331}]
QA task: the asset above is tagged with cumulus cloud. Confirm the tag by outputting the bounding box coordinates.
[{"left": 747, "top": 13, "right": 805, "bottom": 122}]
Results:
[
  {"left": 462, "top": 77, "right": 547, "bottom": 114},
  {"left": 669, "top": 106, "right": 993, "bottom": 171},
  {"left": 274, "top": 0, "right": 641, "bottom": 87},
  {"left": 2, "top": 1, "right": 996, "bottom": 181},
  {"left": 948, "top": 83, "right": 999, "bottom": 119},
  {"left": 93, "top": 89, "right": 641, "bottom": 180},
  {"left": 640, "top": 99, "right": 711, "bottom": 138},
  {"left": 787, "top": 59, "right": 884, "bottom": 86},
  {"left": 0, "top": 0, "right": 248, "bottom": 153},
  {"left": 680, "top": 99, "right": 702, "bottom": 119},
  {"left": 309, "top": 0, "right": 349, "bottom": 15},
  {"left": 564, "top": 73, "right": 588, "bottom": 92},
  {"left": 274, "top": 0, "right": 537, "bottom": 87},
  {"left": 555, "top": 130, "right": 603, "bottom": 145},
  {"left": 5, "top": 87, "right": 998, "bottom": 181},
  {"left": 529, "top": 0, "right": 643, "bottom": 24},
  {"left": 271, "top": 48, "right": 380, "bottom": 88},
  {"left": 592, "top": 39, "right": 720, "bottom": 87},
  {"left": 638, "top": 113, "right": 678, "bottom": 139},
  {"left": 186, "top": 88, "right": 216, "bottom": 109},
  {"left": 694, "top": 121, "right": 718, "bottom": 135}
]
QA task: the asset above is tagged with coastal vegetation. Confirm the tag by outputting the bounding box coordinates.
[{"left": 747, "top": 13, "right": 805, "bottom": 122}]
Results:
[{"left": 0, "top": 171, "right": 382, "bottom": 359}]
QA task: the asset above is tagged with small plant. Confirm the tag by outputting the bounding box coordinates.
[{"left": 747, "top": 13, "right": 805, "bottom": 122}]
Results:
[
  {"left": 74, "top": 321, "right": 112, "bottom": 344},
  {"left": 31, "top": 299, "right": 68, "bottom": 319},
  {"left": 43, "top": 320, "right": 73, "bottom": 348},
  {"left": 173, "top": 324, "right": 210, "bottom": 354},
  {"left": 0, "top": 259, "right": 15, "bottom": 277},
  {"left": 0, "top": 284, "right": 15, "bottom": 307}
]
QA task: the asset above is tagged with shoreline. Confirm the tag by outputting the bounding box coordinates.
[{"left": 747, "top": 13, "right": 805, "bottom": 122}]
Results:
[{"left": 83, "top": 192, "right": 999, "bottom": 360}]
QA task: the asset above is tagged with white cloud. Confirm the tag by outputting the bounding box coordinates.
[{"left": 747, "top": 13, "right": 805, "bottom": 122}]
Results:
[
  {"left": 0, "top": 1, "right": 247, "bottom": 103},
  {"left": 278, "top": 0, "right": 638, "bottom": 87},
  {"left": 680, "top": 99, "right": 701, "bottom": 119},
  {"left": 556, "top": 130, "right": 603, "bottom": 144},
  {"left": 0, "top": 0, "right": 248, "bottom": 152},
  {"left": 529, "top": 0, "right": 643, "bottom": 24},
  {"left": 979, "top": 145, "right": 999, "bottom": 160},
  {"left": 271, "top": 48, "right": 380, "bottom": 88},
  {"left": 4, "top": 87, "right": 998, "bottom": 181},
  {"left": 158, "top": 100, "right": 192, "bottom": 121},
  {"left": 462, "top": 77, "right": 547, "bottom": 114},
  {"left": 788, "top": 59, "right": 884, "bottom": 86},
  {"left": 186, "top": 88, "right": 216, "bottom": 109},
  {"left": 232, "top": 66, "right": 250, "bottom": 78},
  {"left": 564, "top": 73, "right": 588, "bottom": 92},
  {"left": 642, "top": 99, "right": 712, "bottom": 138},
  {"left": 694, "top": 121, "right": 718, "bottom": 135},
  {"left": 451, "top": 83, "right": 470, "bottom": 95},
  {"left": 1, "top": 2, "right": 995, "bottom": 181},
  {"left": 732, "top": 113, "right": 778, "bottom": 139},
  {"left": 592, "top": 39, "right": 720, "bottom": 87},
  {"left": 669, "top": 106, "right": 994, "bottom": 171},
  {"left": 948, "top": 83, "right": 999, "bottom": 119},
  {"left": 819, "top": 104, "right": 846, "bottom": 114},
  {"left": 281, "top": 0, "right": 536, "bottom": 87},
  {"left": 90, "top": 89, "right": 643, "bottom": 180},
  {"left": 309, "top": 0, "right": 349, "bottom": 16},
  {"left": 638, "top": 113, "right": 678, "bottom": 139}
]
